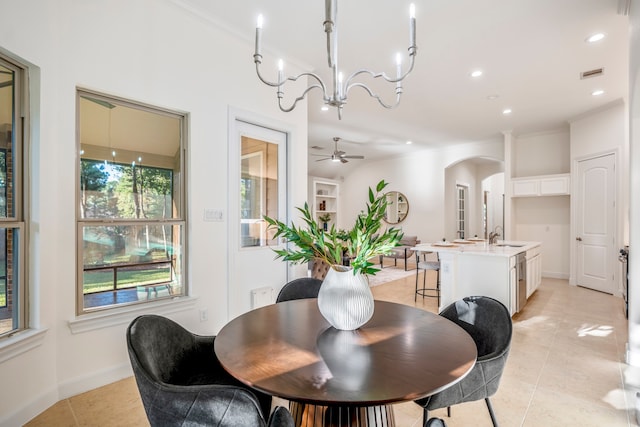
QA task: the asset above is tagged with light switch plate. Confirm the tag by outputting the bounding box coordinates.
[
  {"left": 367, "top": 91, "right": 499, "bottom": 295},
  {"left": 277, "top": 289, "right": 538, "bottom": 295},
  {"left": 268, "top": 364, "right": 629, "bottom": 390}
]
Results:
[{"left": 204, "top": 209, "right": 224, "bottom": 222}]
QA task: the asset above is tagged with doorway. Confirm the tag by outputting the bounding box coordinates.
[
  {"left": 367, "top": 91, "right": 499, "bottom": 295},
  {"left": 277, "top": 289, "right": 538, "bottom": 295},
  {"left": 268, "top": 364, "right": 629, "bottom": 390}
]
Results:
[
  {"left": 575, "top": 153, "right": 616, "bottom": 294},
  {"left": 228, "top": 118, "right": 288, "bottom": 319}
]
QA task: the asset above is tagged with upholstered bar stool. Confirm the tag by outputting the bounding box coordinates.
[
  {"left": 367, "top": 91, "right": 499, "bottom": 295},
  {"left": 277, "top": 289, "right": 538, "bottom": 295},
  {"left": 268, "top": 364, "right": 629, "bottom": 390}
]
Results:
[{"left": 415, "top": 251, "right": 441, "bottom": 305}]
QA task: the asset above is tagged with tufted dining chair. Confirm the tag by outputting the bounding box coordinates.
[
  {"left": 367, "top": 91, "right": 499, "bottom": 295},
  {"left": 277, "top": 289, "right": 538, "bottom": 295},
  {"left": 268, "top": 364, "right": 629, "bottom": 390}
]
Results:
[
  {"left": 126, "top": 314, "right": 294, "bottom": 427},
  {"left": 414, "top": 296, "right": 512, "bottom": 427}
]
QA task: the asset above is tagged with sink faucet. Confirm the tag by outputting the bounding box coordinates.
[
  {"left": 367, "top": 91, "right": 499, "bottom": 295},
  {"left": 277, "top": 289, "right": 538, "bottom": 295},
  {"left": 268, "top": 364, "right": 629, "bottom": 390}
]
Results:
[{"left": 488, "top": 226, "right": 503, "bottom": 245}]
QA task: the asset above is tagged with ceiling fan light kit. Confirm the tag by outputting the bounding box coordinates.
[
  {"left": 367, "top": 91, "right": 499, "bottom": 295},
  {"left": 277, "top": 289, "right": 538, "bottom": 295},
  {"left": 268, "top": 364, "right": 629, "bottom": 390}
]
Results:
[
  {"left": 312, "top": 137, "right": 365, "bottom": 163},
  {"left": 253, "top": 0, "right": 417, "bottom": 119}
]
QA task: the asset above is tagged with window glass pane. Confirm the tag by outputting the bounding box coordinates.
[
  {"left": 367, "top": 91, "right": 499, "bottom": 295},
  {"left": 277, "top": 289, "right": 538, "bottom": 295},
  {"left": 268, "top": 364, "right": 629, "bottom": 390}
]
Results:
[
  {"left": 78, "top": 95, "right": 181, "bottom": 220},
  {"left": 0, "top": 64, "right": 15, "bottom": 219},
  {"left": 80, "top": 159, "right": 174, "bottom": 220},
  {"left": 240, "top": 136, "right": 278, "bottom": 248},
  {"left": 81, "top": 224, "right": 183, "bottom": 310},
  {"left": 0, "top": 227, "right": 21, "bottom": 336}
]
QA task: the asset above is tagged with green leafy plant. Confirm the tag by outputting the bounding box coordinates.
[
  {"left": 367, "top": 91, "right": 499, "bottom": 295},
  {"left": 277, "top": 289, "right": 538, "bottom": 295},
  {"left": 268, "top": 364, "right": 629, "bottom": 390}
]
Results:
[
  {"left": 264, "top": 180, "right": 403, "bottom": 276},
  {"left": 318, "top": 213, "right": 332, "bottom": 223}
]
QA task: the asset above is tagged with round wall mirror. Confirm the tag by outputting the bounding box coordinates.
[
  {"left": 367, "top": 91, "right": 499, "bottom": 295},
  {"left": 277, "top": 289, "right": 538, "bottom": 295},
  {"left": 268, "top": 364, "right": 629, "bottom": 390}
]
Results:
[{"left": 383, "top": 191, "right": 409, "bottom": 224}]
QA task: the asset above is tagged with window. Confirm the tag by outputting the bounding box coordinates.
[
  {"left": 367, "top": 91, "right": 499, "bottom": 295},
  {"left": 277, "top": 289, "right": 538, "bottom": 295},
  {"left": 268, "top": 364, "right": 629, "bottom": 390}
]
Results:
[
  {"left": 456, "top": 184, "right": 468, "bottom": 240},
  {"left": 240, "top": 136, "right": 279, "bottom": 248},
  {"left": 0, "top": 54, "right": 27, "bottom": 338},
  {"left": 77, "top": 90, "right": 186, "bottom": 314}
]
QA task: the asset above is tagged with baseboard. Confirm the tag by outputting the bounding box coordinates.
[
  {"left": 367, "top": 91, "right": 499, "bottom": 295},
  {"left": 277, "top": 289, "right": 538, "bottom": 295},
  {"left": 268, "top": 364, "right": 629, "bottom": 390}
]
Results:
[
  {"left": 0, "top": 385, "right": 58, "bottom": 427},
  {"left": 542, "top": 271, "right": 569, "bottom": 280},
  {"left": 58, "top": 362, "right": 133, "bottom": 400}
]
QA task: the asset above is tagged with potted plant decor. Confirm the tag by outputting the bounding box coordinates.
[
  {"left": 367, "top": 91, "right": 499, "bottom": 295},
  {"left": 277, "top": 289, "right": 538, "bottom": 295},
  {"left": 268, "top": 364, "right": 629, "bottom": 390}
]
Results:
[
  {"left": 264, "top": 180, "right": 403, "bottom": 330},
  {"left": 318, "top": 212, "right": 332, "bottom": 231}
]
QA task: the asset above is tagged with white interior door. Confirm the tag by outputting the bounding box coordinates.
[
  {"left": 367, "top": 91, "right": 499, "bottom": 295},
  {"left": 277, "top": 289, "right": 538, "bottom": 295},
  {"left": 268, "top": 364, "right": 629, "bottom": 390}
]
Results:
[
  {"left": 576, "top": 153, "right": 616, "bottom": 294},
  {"left": 228, "top": 118, "right": 288, "bottom": 320}
]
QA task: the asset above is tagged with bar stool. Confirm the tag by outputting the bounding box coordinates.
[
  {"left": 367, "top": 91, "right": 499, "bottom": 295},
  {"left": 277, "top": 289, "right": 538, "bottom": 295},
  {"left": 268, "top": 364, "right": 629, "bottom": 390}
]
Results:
[{"left": 415, "top": 251, "right": 441, "bottom": 305}]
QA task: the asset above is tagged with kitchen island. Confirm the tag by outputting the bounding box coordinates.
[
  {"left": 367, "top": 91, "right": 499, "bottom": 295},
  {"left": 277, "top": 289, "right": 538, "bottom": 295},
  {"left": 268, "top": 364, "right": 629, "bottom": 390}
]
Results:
[{"left": 412, "top": 240, "right": 542, "bottom": 315}]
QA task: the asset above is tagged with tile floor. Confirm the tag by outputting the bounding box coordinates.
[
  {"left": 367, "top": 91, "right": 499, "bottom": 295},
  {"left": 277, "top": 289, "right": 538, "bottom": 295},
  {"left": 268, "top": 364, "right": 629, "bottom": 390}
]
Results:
[{"left": 25, "top": 271, "right": 636, "bottom": 427}]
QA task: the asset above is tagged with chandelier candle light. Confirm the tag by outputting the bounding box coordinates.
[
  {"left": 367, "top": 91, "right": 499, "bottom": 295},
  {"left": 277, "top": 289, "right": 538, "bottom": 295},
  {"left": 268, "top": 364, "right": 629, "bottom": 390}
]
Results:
[{"left": 254, "top": 0, "right": 417, "bottom": 119}]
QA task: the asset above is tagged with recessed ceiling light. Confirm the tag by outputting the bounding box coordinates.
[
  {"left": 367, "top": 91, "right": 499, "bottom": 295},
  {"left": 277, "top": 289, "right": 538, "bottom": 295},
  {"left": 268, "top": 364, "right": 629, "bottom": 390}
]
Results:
[
  {"left": 586, "top": 33, "right": 605, "bottom": 43},
  {"left": 470, "top": 70, "right": 483, "bottom": 78},
  {"left": 406, "top": 140, "right": 413, "bottom": 145},
  {"left": 502, "top": 108, "right": 512, "bottom": 115},
  {"left": 592, "top": 89, "right": 605, "bottom": 96}
]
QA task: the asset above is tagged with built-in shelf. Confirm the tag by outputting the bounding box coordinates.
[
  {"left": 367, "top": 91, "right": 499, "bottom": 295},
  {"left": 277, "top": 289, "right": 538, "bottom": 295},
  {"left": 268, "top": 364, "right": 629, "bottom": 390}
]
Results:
[{"left": 313, "top": 180, "right": 339, "bottom": 228}]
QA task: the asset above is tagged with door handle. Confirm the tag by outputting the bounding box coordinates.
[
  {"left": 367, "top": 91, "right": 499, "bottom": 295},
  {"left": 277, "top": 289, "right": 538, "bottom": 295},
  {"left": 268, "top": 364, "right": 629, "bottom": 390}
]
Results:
[{"left": 576, "top": 237, "right": 582, "bottom": 241}]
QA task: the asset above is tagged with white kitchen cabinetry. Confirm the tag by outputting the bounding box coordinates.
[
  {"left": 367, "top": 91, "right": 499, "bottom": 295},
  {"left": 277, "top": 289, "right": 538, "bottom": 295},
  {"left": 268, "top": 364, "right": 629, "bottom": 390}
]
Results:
[
  {"left": 512, "top": 173, "right": 570, "bottom": 197},
  {"left": 526, "top": 246, "right": 542, "bottom": 297},
  {"left": 509, "top": 255, "right": 517, "bottom": 316},
  {"left": 312, "top": 180, "right": 339, "bottom": 229}
]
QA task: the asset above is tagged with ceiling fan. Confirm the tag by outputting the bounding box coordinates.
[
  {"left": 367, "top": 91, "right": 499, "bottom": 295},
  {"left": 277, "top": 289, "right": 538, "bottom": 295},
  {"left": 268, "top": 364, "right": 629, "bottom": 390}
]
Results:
[{"left": 312, "top": 137, "right": 365, "bottom": 163}]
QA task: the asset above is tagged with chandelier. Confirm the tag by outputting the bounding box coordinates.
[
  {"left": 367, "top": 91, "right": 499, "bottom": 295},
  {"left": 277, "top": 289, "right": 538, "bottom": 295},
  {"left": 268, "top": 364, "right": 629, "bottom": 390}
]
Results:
[{"left": 253, "top": 0, "right": 417, "bottom": 119}]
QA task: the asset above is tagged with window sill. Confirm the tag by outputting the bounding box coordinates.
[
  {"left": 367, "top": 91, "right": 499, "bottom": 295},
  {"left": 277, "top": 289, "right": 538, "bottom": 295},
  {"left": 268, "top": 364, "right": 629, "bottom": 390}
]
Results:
[
  {"left": 68, "top": 296, "right": 199, "bottom": 334},
  {"left": 0, "top": 328, "right": 49, "bottom": 364}
]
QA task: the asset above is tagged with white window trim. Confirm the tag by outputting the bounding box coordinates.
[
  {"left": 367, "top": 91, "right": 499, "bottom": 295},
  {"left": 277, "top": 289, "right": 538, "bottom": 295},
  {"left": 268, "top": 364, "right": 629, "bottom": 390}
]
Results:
[{"left": 67, "top": 295, "right": 198, "bottom": 334}]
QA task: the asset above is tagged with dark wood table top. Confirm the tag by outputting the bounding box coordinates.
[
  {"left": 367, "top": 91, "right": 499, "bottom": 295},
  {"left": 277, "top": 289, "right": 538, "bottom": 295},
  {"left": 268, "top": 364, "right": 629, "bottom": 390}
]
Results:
[{"left": 215, "top": 299, "right": 477, "bottom": 406}]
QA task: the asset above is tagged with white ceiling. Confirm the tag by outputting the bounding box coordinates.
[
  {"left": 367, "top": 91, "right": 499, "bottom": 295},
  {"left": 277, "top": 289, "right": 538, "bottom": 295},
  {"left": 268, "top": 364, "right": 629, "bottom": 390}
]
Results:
[{"left": 176, "top": 0, "right": 629, "bottom": 179}]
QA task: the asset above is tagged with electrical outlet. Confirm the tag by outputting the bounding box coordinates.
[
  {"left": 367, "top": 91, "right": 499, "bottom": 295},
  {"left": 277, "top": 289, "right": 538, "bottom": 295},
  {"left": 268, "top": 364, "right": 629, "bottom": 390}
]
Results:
[{"left": 199, "top": 309, "right": 208, "bottom": 322}]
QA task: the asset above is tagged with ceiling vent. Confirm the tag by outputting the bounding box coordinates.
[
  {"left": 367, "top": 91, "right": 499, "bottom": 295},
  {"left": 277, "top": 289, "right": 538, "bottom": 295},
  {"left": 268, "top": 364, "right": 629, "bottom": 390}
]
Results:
[{"left": 580, "top": 68, "right": 604, "bottom": 79}]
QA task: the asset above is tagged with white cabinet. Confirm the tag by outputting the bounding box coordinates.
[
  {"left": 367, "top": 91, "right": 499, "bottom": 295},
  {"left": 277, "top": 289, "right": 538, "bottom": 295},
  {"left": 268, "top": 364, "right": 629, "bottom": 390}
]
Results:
[
  {"left": 509, "top": 256, "right": 517, "bottom": 316},
  {"left": 512, "top": 174, "right": 570, "bottom": 197},
  {"left": 526, "top": 246, "right": 542, "bottom": 297},
  {"left": 313, "top": 180, "right": 339, "bottom": 229}
]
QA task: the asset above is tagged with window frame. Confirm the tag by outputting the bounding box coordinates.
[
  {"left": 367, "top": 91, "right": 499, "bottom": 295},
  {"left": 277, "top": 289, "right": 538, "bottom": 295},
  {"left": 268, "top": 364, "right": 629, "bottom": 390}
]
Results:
[
  {"left": 0, "top": 51, "right": 28, "bottom": 339},
  {"left": 75, "top": 88, "right": 188, "bottom": 316}
]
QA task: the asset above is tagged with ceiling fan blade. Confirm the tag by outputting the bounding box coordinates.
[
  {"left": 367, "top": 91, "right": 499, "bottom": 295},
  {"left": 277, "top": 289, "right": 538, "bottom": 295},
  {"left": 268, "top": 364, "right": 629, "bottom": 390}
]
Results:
[
  {"left": 340, "top": 158, "right": 348, "bottom": 163},
  {"left": 335, "top": 150, "right": 346, "bottom": 156},
  {"left": 316, "top": 158, "right": 331, "bottom": 162},
  {"left": 311, "top": 153, "right": 331, "bottom": 157},
  {"left": 342, "top": 155, "right": 365, "bottom": 159}
]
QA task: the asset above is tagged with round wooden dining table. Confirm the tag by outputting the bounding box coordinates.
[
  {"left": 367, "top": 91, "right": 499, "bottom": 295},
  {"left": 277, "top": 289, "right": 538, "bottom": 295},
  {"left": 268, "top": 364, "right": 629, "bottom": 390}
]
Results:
[{"left": 215, "top": 299, "right": 477, "bottom": 427}]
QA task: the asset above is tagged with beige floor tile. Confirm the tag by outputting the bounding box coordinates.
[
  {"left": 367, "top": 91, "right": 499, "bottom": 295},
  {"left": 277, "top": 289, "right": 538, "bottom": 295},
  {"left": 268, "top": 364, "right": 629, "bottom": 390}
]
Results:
[
  {"left": 524, "top": 388, "right": 631, "bottom": 427},
  {"left": 24, "top": 400, "right": 77, "bottom": 427},
  {"left": 69, "top": 377, "right": 148, "bottom": 427}
]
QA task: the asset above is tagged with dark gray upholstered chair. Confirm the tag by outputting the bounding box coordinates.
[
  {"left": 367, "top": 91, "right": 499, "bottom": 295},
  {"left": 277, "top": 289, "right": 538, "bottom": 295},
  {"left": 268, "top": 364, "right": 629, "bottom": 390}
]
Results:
[
  {"left": 276, "top": 277, "right": 323, "bottom": 303},
  {"left": 415, "top": 296, "right": 512, "bottom": 427},
  {"left": 127, "top": 314, "right": 294, "bottom": 427}
]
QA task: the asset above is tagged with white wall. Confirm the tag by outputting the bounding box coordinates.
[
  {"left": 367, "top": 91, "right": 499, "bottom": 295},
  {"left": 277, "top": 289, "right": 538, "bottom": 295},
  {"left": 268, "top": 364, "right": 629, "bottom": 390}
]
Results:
[
  {"left": 340, "top": 139, "right": 503, "bottom": 243},
  {"left": 511, "top": 128, "right": 571, "bottom": 278},
  {"left": 513, "top": 128, "right": 570, "bottom": 177},
  {"left": 0, "top": 0, "right": 308, "bottom": 424}
]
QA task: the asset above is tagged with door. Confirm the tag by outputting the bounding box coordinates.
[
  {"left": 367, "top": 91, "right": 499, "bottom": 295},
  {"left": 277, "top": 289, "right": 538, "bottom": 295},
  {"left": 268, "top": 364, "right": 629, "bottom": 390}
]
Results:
[
  {"left": 229, "top": 118, "right": 288, "bottom": 319},
  {"left": 576, "top": 153, "right": 616, "bottom": 294}
]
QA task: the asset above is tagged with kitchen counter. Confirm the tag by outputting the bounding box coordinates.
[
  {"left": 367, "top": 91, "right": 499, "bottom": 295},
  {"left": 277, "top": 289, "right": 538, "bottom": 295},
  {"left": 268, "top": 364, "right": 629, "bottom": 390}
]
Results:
[
  {"left": 413, "top": 240, "right": 540, "bottom": 257},
  {"left": 412, "top": 240, "right": 542, "bottom": 315}
]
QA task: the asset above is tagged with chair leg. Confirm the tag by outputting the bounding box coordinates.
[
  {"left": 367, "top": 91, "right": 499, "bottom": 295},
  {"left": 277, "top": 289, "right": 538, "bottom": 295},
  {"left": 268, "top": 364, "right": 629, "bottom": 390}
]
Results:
[
  {"left": 422, "top": 408, "right": 429, "bottom": 427},
  {"left": 485, "top": 398, "right": 498, "bottom": 427},
  {"left": 447, "top": 406, "right": 451, "bottom": 417},
  {"left": 436, "top": 269, "right": 441, "bottom": 307}
]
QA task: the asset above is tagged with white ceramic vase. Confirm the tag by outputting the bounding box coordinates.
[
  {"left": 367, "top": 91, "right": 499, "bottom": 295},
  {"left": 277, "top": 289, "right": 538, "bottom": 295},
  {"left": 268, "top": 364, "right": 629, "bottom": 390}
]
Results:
[{"left": 317, "top": 265, "right": 374, "bottom": 330}]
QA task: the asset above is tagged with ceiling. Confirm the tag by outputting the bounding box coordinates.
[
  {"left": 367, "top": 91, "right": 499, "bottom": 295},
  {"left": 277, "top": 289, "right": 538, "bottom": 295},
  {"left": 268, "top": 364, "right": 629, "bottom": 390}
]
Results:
[{"left": 176, "top": 0, "right": 630, "bottom": 179}]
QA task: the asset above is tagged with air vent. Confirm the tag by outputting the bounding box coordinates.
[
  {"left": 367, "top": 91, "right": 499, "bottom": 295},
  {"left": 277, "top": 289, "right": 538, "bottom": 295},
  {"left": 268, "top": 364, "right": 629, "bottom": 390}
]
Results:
[{"left": 580, "top": 68, "right": 604, "bottom": 79}]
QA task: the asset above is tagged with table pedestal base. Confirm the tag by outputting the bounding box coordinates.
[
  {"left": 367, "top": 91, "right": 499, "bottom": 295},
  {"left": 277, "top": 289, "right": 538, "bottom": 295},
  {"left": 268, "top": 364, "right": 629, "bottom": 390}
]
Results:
[{"left": 289, "top": 401, "right": 395, "bottom": 427}]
